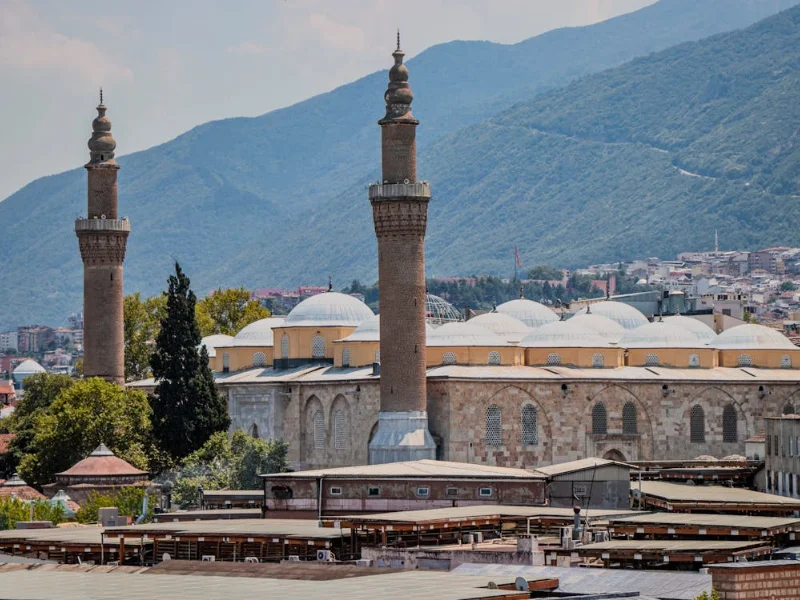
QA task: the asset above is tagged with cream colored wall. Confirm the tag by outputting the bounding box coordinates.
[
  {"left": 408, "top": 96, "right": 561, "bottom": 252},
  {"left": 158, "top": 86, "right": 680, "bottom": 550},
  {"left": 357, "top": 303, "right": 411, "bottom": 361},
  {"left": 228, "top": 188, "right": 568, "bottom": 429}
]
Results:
[
  {"left": 211, "top": 346, "right": 274, "bottom": 372},
  {"left": 626, "top": 348, "right": 716, "bottom": 368},
  {"left": 525, "top": 347, "right": 624, "bottom": 368},
  {"left": 272, "top": 326, "right": 357, "bottom": 360},
  {"left": 426, "top": 346, "right": 523, "bottom": 366},
  {"left": 718, "top": 349, "right": 800, "bottom": 369},
  {"left": 333, "top": 341, "right": 380, "bottom": 367}
]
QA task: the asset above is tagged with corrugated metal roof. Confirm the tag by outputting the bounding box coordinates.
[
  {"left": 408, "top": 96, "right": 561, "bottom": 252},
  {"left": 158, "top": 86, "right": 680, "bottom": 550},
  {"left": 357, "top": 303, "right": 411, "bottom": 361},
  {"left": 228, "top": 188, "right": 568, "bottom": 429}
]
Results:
[
  {"left": 578, "top": 539, "right": 767, "bottom": 551},
  {"left": 330, "top": 505, "right": 637, "bottom": 524},
  {"left": 638, "top": 481, "right": 800, "bottom": 505},
  {"left": 535, "top": 458, "right": 632, "bottom": 478},
  {"left": 266, "top": 459, "right": 544, "bottom": 480},
  {"left": 106, "top": 518, "right": 347, "bottom": 540},
  {"left": 608, "top": 512, "right": 800, "bottom": 529}
]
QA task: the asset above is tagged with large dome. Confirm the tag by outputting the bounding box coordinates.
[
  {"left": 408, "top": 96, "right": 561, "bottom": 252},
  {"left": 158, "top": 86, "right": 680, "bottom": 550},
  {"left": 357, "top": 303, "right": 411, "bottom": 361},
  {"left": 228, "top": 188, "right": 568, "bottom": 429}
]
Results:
[
  {"left": 200, "top": 334, "right": 234, "bottom": 358},
  {"left": 567, "top": 313, "right": 625, "bottom": 343},
  {"left": 521, "top": 321, "right": 611, "bottom": 348},
  {"left": 427, "top": 322, "right": 507, "bottom": 347},
  {"left": 711, "top": 324, "right": 797, "bottom": 350},
  {"left": 575, "top": 301, "right": 648, "bottom": 330},
  {"left": 12, "top": 359, "right": 45, "bottom": 375},
  {"left": 621, "top": 321, "right": 709, "bottom": 349},
  {"left": 340, "top": 315, "right": 433, "bottom": 342},
  {"left": 285, "top": 292, "right": 374, "bottom": 327},
  {"left": 233, "top": 317, "right": 286, "bottom": 346},
  {"left": 467, "top": 312, "right": 530, "bottom": 343},
  {"left": 496, "top": 299, "right": 558, "bottom": 329},
  {"left": 662, "top": 316, "right": 716, "bottom": 343},
  {"left": 425, "top": 294, "right": 462, "bottom": 326}
]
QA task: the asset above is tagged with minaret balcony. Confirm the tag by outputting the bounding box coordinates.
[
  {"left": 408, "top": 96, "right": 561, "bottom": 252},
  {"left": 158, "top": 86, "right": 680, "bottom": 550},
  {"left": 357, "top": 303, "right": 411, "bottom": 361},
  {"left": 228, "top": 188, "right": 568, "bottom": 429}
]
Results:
[
  {"left": 369, "top": 182, "right": 431, "bottom": 201},
  {"left": 75, "top": 217, "right": 131, "bottom": 233}
]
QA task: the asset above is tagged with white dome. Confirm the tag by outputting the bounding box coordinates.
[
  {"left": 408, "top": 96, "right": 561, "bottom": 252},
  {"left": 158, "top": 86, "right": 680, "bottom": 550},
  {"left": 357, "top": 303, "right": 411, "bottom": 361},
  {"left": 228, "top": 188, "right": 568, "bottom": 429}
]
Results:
[
  {"left": 199, "top": 334, "right": 234, "bottom": 358},
  {"left": 521, "top": 321, "right": 612, "bottom": 348},
  {"left": 662, "top": 316, "right": 716, "bottom": 343},
  {"left": 233, "top": 317, "right": 286, "bottom": 347},
  {"left": 427, "top": 322, "right": 507, "bottom": 347},
  {"left": 567, "top": 313, "right": 626, "bottom": 343},
  {"left": 621, "top": 321, "right": 709, "bottom": 349},
  {"left": 13, "top": 359, "right": 45, "bottom": 375},
  {"left": 425, "top": 294, "right": 463, "bottom": 326},
  {"left": 711, "top": 324, "right": 797, "bottom": 350},
  {"left": 576, "top": 301, "right": 648, "bottom": 330},
  {"left": 496, "top": 298, "right": 558, "bottom": 329},
  {"left": 340, "top": 315, "right": 434, "bottom": 342},
  {"left": 285, "top": 292, "right": 374, "bottom": 327},
  {"left": 468, "top": 312, "right": 530, "bottom": 343}
]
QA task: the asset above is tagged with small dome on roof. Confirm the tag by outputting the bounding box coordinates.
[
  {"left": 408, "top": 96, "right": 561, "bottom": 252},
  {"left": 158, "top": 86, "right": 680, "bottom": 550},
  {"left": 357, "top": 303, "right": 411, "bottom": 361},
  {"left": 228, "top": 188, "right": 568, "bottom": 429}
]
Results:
[
  {"left": 286, "top": 292, "right": 373, "bottom": 327},
  {"left": 621, "top": 321, "right": 709, "bottom": 349},
  {"left": 340, "top": 315, "right": 434, "bottom": 343},
  {"left": 496, "top": 299, "right": 558, "bottom": 329},
  {"left": 427, "top": 322, "right": 507, "bottom": 347},
  {"left": 567, "top": 313, "right": 626, "bottom": 343},
  {"left": 694, "top": 455, "right": 718, "bottom": 462},
  {"left": 200, "top": 334, "right": 234, "bottom": 358},
  {"left": 662, "top": 316, "right": 716, "bottom": 343},
  {"left": 425, "top": 294, "right": 462, "bottom": 326},
  {"left": 576, "top": 301, "right": 648, "bottom": 330},
  {"left": 12, "top": 359, "right": 45, "bottom": 375},
  {"left": 233, "top": 317, "right": 286, "bottom": 347},
  {"left": 468, "top": 312, "right": 530, "bottom": 343},
  {"left": 711, "top": 324, "right": 797, "bottom": 350},
  {"left": 521, "top": 321, "right": 612, "bottom": 348},
  {"left": 57, "top": 444, "right": 146, "bottom": 477}
]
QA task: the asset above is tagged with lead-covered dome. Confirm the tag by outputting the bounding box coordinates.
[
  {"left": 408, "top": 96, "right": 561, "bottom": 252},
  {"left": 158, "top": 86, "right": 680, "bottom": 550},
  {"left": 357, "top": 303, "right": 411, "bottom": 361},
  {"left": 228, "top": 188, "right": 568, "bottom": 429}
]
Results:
[
  {"left": 567, "top": 313, "right": 626, "bottom": 343},
  {"left": 520, "top": 321, "right": 612, "bottom": 348},
  {"left": 662, "top": 316, "right": 716, "bottom": 343},
  {"left": 233, "top": 317, "right": 286, "bottom": 346},
  {"left": 468, "top": 312, "right": 530, "bottom": 343},
  {"left": 200, "top": 334, "right": 234, "bottom": 358},
  {"left": 621, "top": 321, "right": 709, "bottom": 349},
  {"left": 339, "top": 315, "right": 433, "bottom": 343},
  {"left": 285, "top": 292, "right": 374, "bottom": 327},
  {"left": 575, "top": 301, "right": 648, "bottom": 330},
  {"left": 425, "top": 294, "right": 463, "bottom": 326},
  {"left": 427, "top": 322, "right": 507, "bottom": 347},
  {"left": 12, "top": 359, "right": 45, "bottom": 376},
  {"left": 496, "top": 299, "right": 558, "bottom": 329},
  {"left": 711, "top": 324, "right": 797, "bottom": 350}
]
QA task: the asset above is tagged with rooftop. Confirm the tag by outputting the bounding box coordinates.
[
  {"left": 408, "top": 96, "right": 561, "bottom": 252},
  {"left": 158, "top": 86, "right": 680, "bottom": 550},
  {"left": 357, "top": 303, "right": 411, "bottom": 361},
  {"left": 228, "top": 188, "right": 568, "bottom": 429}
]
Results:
[
  {"left": 637, "top": 480, "right": 800, "bottom": 507},
  {"left": 283, "top": 292, "right": 373, "bottom": 327},
  {"left": 265, "top": 459, "right": 544, "bottom": 480},
  {"left": 535, "top": 457, "right": 632, "bottom": 477},
  {"left": 57, "top": 444, "right": 146, "bottom": 478}
]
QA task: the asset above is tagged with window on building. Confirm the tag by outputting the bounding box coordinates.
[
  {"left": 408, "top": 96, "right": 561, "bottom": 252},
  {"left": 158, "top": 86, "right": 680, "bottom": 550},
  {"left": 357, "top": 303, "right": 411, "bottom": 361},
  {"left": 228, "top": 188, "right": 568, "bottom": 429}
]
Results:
[
  {"left": 488, "top": 351, "right": 501, "bottom": 365},
  {"left": 375, "top": 349, "right": 381, "bottom": 363},
  {"left": 252, "top": 351, "right": 267, "bottom": 368},
  {"left": 479, "top": 488, "right": 493, "bottom": 497},
  {"left": 521, "top": 404, "right": 538, "bottom": 446},
  {"left": 592, "top": 402, "right": 607, "bottom": 435},
  {"left": 547, "top": 353, "right": 562, "bottom": 366},
  {"left": 790, "top": 474, "right": 795, "bottom": 496},
  {"left": 645, "top": 353, "right": 660, "bottom": 366},
  {"left": 250, "top": 423, "right": 259, "bottom": 439},
  {"left": 592, "top": 353, "right": 604, "bottom": 368},
  {"left": 790, "top": 437, "right": 794, "bottom": 457},
  {"left": 775, "top": 435, "right": 779, "bottom": 456},
  {"left": 737, "top": 354, "right": 752, "bottom": 367},
  {"left": 442, "top": 352, "right": 457, "bottom": 365},
  {"left": 222, "top": 352, "right": 230, "bottom": 372},
  {"left": 334, "top": 410, "right": 346, "bottom": 450},
  {"left": 767, "top": 470, "right": 772, "bottom": 492},
  {"left": 281, "top": 335, "right": 289, "bottom": 359},
  {"left": 690, "top": 405, "right": 705, "bottom": 443},
  {"left": 767, "top": 435, "right": 772, "bottom": 456},
  {"left": 722, "top": 404, "right": 737, "bottom": 443},
  {"left": 416, "top": 487, "right": 430, "bottom": 497},
  {"left": 782, "top": 355, "right": 792, "bottom": 369},
  {"left": 313, "top": 410, "right": 325, "bottom": 450},
  {"left": 312, "top": 336, "right": 326, "bottom": 358},
  {"left": 486, "top": 405, "right": 502, "bottom": 446},
  {"left": 329, "top": 487, "right": 342, "bottom": 496},
  {"left": 446, "top": 487, "right": 459, "bottom": 497},
  {"left": 622, "top": 402, "right": 638, "bottom": 435},
  {"left": 784, "top": 404, "right": 796, "bottom": 415},
  {"left": 342, "top": 348, "right": 351, "bottom": 368},
  {"left": 368, "top": 487, "right": 380, "bottom": 497},
  {"left": 689, "top": 354, "right": 700, "bottom": 368}
]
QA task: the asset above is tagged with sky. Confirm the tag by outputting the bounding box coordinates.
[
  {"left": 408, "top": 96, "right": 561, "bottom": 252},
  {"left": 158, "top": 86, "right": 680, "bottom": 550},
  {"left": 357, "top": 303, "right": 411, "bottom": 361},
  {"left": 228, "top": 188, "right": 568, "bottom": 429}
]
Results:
[{"left": 0, "top": 0, "right": 656, "bottom": 200}]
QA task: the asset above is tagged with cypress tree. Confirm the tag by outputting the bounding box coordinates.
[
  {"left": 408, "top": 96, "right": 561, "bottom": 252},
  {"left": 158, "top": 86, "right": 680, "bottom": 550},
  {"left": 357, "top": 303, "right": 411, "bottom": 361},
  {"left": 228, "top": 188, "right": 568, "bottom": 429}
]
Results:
[{"left": 150, "top": 262, "right": 230, "bottom": 460}]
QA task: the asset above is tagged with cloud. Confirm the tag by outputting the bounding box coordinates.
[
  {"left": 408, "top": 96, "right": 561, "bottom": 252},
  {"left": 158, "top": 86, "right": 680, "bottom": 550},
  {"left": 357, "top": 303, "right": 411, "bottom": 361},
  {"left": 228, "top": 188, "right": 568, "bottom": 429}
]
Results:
[
  {"left": 307, "top": 13, "right": 368, "bottom": 51},
  {"left": 225, "top": 40, "right": 270, "bottom": 55},
  {"left": 0, "top": 0, "right": 133, "bottom": 84}
]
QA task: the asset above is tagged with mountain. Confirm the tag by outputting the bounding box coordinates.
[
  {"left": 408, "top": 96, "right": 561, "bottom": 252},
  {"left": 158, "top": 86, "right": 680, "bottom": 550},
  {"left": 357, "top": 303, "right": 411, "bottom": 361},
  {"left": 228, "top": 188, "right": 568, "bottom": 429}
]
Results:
[{"left": 0, "top": 0, "right": 797, "bottom": 328}]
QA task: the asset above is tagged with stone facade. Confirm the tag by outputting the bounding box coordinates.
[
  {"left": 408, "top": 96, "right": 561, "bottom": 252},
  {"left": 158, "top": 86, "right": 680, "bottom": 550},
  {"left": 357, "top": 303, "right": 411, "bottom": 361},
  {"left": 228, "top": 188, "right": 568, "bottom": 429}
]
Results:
[
  {"left": 764, "top": 415, "right": 800, "bottom": 498},
  {"left": 709, "top": 561, "right": 800, "bottom": 600}
]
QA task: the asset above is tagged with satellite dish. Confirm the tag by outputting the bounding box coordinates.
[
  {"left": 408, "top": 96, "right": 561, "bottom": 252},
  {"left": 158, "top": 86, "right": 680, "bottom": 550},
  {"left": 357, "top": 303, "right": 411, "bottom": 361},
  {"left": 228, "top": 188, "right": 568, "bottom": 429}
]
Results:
[
  {"left": 404, "top": 178, "right": 409, "bottom": 184},
  {"left": 515, "top": 577, "right": 528, "bottom": 591}
]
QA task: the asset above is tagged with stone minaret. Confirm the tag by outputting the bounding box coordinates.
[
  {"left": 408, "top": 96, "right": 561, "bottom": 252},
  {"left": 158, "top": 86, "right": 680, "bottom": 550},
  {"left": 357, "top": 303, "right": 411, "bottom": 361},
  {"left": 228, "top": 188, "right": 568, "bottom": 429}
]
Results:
[
  {"left": 75, "top": 91, "right": 129, "bottom": 384},
  {"left": 368, "top": 35, "right": 435, "bottom": 464}
]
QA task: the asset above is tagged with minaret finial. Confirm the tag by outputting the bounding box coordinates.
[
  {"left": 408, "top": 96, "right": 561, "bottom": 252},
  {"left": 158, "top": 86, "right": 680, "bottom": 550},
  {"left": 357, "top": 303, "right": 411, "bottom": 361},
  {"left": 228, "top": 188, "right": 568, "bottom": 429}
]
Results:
[
  {"left": 99, "top": 87, "right": 104, "bottom": 106},
  {"left": 328, "top": 276, "right": 333, "bottom": 292},
  {"left": 519, "top": 285, "right": 524, "bottom": 299},
  {"left": 397, "top": 29, "right": 401, "bottom": 51}
]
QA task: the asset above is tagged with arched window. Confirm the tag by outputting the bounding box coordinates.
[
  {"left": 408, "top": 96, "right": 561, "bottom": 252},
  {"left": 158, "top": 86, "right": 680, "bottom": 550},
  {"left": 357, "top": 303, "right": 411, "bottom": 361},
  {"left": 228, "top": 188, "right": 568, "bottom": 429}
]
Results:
[
  {"left": 738, "top": 354, "right": 752, "bottom": 367},
  {"left": 783, "top": 404, "right": 796, "bottom": 415},
  {"left": 592, "top": 353, "right": 604, "bottom": 368},
  {"left": 645, "top": 353, "right": 660, "bottom": 366},
  {"left": 313, "top": 410, "right": 325, "bottom": 449},
  {"left": 375, "top": 349, "right": 381, "bottom": 363},
  {"left": 622, "top": 402, "right": 638, "bottom": 435},
  {"left": 222, "top": 352, "right": 230, "bottom": 372},
  {"left": 312, "top": 336, "right": 326, "bottom": 358},
  {"left": 690, "top": 405, "right": 705, "bottom": 443},
  {"left": 486, "top": 405, "right": 502, "bottom": 447},
  {"left": 250, "top": 423, "right": 259, "bottom": 439},
  {"left": 689, "top": 354, "right": 700, "bottom": 368},
  {"left": 281, "top": 335, "right": 289, "bottom": 359},
  {"left": 334, "top": 410, "right": 346, "bottom": 450},
  {"left": 723, "top": 404, "right": 737, "bottom": 443},
  {"left": 782, "top": 355, "right": 792, "bottom": 369},
  {"left": 488, "top": 351, "right": 501, "bottom": 365},
  {"left": 547, "top": 353, "right": 561, "bottom": 366},
  {"left": 342, "top": 348, "right": 351, "bottom": 367},
  {"left": 592, "top": 403, "right": 607, "bottom": 435},
  {"left": 442, "top": 352, "right": 457, "bottom": 365},
  {"left": 252, "top": 351, "right": 267, "bottom": 367},
  {"left": 521, "top": 404, "right": 538, "bottom": 445}
]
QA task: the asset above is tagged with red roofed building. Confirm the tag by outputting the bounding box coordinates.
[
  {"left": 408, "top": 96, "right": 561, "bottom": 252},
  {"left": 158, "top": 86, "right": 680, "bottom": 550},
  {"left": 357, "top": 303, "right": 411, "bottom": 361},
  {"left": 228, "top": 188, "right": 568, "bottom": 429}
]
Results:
[
  {"left": 0, "top": 474, "right": 45, "bottom": 501},
  {"left": 43, "top": 443, "right": 152, "bottom": 504},
  {"left": 0, "top": 381, "right": 15, "bottom": 406}
]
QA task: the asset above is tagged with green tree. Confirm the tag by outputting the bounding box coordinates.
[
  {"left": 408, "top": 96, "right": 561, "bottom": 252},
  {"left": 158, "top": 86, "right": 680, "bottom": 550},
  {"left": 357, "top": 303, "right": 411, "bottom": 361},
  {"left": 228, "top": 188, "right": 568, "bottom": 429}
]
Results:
[
  {"left": 527, "top": 265, "right": 564, "bottom": 281},
  {"left": 124, "top": 292, "right": 167, "bottom": 382},
  {"left": 76, "top": 487, "right": 156, "bottom": 524},
  {"left": 16, "top": 378, "right": 152, "bottom": 488},
  {"left": 695, "top": 590, "right": 721, "bottom": 600},
  {"left": 195, "top": 287, "right": 271, "bottom": 337},
  {"left": 150, "top": 263, "right": 230, "bottom": 461},
  {"left": 0, "top": 497, "right": 65, "bottom": 530},
  {"left": 780, "top": 280, "right": 797, "bottom": 292}
]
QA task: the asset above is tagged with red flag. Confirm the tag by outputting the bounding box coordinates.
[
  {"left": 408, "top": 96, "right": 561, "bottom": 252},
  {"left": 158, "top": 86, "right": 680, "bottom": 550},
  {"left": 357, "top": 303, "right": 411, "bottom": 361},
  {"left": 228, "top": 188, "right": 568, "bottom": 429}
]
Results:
[{"left": 515, "top": 245, "right": 522, "bottom": 268}]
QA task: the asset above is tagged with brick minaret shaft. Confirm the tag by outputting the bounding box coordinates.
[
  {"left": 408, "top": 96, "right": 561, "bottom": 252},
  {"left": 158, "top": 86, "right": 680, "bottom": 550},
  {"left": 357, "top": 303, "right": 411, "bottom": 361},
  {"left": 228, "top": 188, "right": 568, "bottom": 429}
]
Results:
[
  {"left": 75, "top": 93, "right": 129, "bottom": 384},
  {"left": 368, "top": 35, "right": 435, "bottom": 463}
]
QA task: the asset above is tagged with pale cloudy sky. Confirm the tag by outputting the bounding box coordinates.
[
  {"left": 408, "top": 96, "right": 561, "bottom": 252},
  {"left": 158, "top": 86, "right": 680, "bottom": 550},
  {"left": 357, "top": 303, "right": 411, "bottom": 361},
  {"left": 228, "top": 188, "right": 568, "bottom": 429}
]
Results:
[{"left": 0, "top": 0, "right": 655, "bottom": 200}]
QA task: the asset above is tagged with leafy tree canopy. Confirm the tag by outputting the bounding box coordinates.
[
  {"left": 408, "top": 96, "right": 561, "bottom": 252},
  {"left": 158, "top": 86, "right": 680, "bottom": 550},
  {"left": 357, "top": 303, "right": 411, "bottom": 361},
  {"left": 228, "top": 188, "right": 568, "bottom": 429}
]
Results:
[
  {"left": 76, "top": 487, "right": 156, "bottom": 524},
  {"left": 124, "top": 292, "right": 167, "bottom": 382},
  {"left": 0, "top": 497, "right": 65, "bottom": 531},
  {"left": 780, "top": 280, "right": 797, "bottom": 291},
  {"left": 526, "top": 265, "right": 565, "bottom": 281},
  {"left": 195, "top": 287, "right": 271, "bottom": 337}
]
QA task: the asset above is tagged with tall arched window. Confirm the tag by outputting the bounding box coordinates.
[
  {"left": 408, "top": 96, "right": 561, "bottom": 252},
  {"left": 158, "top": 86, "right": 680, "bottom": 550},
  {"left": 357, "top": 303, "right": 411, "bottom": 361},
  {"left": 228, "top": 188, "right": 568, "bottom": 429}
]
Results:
[
  {"left": 252, "top": 351, "right": 267, "bottom": 367},
  {"left": 622, "top": 402, "right": 638, "bottom": 435},
  {"left": 334, "top": 410, "right": 346, "bottom": 450},
  {"left": 281, "top": 335, "right": 289, "bottom": 359},
  {"left": 486, "top": 405, "right": 502, "bottom": 447},
  {"left": 783, "top": 404, "right": 796, "bottom": 415},
  {"left": 488, "top": 351, "right": 501, "bottom": 365},
  {"left": 645, "top": 353, "right": 660, "bottom": 366},
  {"left": 722, "top": 403, "right": 738, "bottom": 443},
  {"left": 521, "top": 404, "right": 538, "bottom": 446},
  {"left": 442, "top": 352, "right": 457, "bottom": 365},
  {"left": 342, "top": 348, "right": 351, "bottom": 368},
  {"left": 592, "top": 403, "right": 607, "bottom": 435},
  {"left": 547, "top": 353, "right": 562, "bottom": 366},
  {"left": 738, "top": 354, "right": 752, "bottom": 367},
  {"left": 222, "top": 352, "right": 230, "bottom": 372},
  {"left": 592, "top": 353, "right": 604, "bottom": 368},
  {"left": 690, "top": 405, "right": 705, "bottom": 443},
  {"left": 313, "top": 410, "right": 325, "bottom": 449},
  {"left": 250, "top": 423, "right": 259, "bottom": 439},
  {"left": 782, "top": 355, "right": 792, "bottom": 369},
  {"left": 312, "top": 336, "right": 326, "bottom": 358}
]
